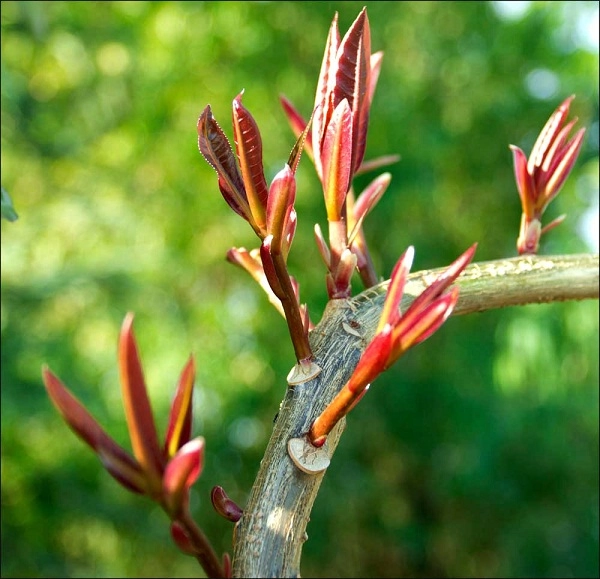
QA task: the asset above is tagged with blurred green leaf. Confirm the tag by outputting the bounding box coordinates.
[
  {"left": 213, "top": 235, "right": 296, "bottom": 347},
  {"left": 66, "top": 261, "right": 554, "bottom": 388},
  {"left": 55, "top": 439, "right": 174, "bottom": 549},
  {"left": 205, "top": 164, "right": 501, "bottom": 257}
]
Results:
[{"left": 1, "top": 187, "right": 19, "bottom": 221}]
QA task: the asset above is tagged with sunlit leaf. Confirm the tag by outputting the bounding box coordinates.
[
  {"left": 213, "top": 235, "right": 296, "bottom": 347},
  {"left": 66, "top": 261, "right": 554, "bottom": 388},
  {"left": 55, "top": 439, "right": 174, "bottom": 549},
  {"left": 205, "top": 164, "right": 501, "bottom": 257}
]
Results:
[
  {"left": 321, "top": 99, "right": 353, "bottom": 221},
  {"left": 198, "top": 105, "right": 250, "bottom": 222},
  {"left": 119, "top": 313, "right": 163, "bottom": 483},
  {"left": 232, "top": 93, "right": 268, "bottom": 232},
  {"left": 163, "top": 356, "right": 195, "bottom": 460},
  {"left": 42, "top": 367, "right": 146, "bottom": 494}
]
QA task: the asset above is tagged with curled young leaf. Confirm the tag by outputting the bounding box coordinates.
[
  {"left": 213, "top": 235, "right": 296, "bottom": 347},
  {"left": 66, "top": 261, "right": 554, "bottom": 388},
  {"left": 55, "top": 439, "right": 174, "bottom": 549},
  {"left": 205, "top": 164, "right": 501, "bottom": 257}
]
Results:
[{"left": 211, "top": 486, "right": 243, "bottom": 523}]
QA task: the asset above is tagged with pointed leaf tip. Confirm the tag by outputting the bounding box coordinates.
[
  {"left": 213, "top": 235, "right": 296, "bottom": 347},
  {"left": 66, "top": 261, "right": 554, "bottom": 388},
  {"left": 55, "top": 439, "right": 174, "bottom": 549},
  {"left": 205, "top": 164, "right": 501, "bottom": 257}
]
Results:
[
  {"left": 377, "top": 246, "right": 414, "bottom": 333},
  {"left": 232, "top": 92, "right": 269, "bottom": 231},
  {"left": 42, "top": 366, "right": 146, "bottom": 494},
  {"left": 119, "top": 313, "right": 163, "bottom": 481},
  {"left": 164, "top": 355, "right": 196, "bottom": 460}
]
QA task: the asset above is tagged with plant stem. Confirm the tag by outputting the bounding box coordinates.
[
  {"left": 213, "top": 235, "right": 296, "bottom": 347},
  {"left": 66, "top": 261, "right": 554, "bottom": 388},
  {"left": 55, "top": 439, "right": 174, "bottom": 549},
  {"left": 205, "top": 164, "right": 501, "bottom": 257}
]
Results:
[
  {"left": 271, "top": 251, "right": 314, "bottom": 363},
  {"left": 177, "top": 508, "right": 225, "bottom": 578}
]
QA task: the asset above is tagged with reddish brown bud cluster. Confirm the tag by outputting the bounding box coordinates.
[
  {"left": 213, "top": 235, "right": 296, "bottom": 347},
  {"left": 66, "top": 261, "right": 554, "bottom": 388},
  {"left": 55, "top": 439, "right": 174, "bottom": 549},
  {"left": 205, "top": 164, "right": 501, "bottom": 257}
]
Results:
[
  {"left": 510, "top": 95, "right": 586, "bottom": 254},
  {"left": 309, "top": 244, "right": 477, "bottom": 447},
  {"left": 43, "top": 314, "right": 227, "bottom": 578}
]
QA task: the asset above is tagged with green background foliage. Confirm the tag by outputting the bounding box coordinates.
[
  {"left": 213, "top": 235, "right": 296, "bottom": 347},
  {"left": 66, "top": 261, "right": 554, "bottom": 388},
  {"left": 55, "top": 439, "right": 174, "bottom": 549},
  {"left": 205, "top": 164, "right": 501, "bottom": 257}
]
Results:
[{"left": 1, "top": 1, "right": 598, "bottom": 577}]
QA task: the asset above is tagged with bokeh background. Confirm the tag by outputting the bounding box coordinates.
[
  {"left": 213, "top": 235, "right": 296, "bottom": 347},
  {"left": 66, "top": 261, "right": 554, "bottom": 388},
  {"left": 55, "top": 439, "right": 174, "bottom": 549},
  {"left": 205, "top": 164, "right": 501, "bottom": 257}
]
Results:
[{"left": 1, "top": 1, "right": 598, "bottom": 577}]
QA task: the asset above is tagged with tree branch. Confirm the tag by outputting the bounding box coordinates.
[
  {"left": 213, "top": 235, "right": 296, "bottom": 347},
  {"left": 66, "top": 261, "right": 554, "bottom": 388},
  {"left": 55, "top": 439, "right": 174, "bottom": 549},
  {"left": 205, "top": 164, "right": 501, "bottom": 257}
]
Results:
[{"left": 231, "top": 253, "right": 599, "bottom": 578}]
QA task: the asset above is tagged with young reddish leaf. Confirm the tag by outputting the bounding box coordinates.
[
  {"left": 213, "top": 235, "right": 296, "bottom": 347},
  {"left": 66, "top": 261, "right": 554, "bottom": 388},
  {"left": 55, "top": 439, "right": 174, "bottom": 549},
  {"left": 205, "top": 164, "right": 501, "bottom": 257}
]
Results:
[
  {"left": 266, "top": 165, "right": 296, "bottom": 254},
  {"left": 346, "top": 326, "right": 393, "bottom": 394},
  {"left": 332, "top": 7, "right": 371, "bottom": 173},
  {"left": 540, "top": 214, "right": 566, "bottom": 235},
  {"left": 309, "top": 326, "right": 391, "bottom": 445},
  {"left": 528, "top": 95, "right": 575, "bottom": 173},
  {"left": 223, "top": 553, "right": 232, "bottom": 579},
  {"left": 163, "top": 437, "right": 205, "bottom": 516},
  {"left": 216, "top": 176, "right": 248, "bottom": 221},
  {"left": 198, "top": 105, "right": 250, "bottom": 221},
  {"left": 119, "top": 313, "right": 163, "bottom": 483},
  {"left": 211, "top": 486, "right": 243, "bottom": 523},
  {"left": 542, "top": 127, "right": 585, "bottom": 204},
  {"left": 407, "top": 243, "right": 476, "bottom": 316},
  {"left": 510, "top": 145, "right": 536, "bottom": 213},
  {"left": 353, "top": 101, "right": 370, "bottom": 175},
  {"left": 281, "top": 206, "right": 297, "bottom": 260},
  {"left": 42, "top": 366, "right": 146, "bottom": 494},
  {"left": 163, "top": 356, "right": 195, "bottom": 460},
  {"left": 331, "top": 247, "right": 357, "bottom": 298},
  {"left": 313, "top": 223, "right": 331, "bottom": 268},
  {"left": 377, "top": 246, "right": 414, "bottom": 333},
  {"left": 352, "top": 173, "right": 391, "bottom": 223},
  {"left": 287, "top": 108, "right": 314, "bottom": 175},
  {"left": 368, "top": 51, "right": 384, "bottom": 106},
  {"left": 309, "top": 244, "right": 474, "bottom": 447},
  {"left": 541, "top": 119, "right": 578, "bottom": 174},
  {"left": 332, "top": 7, "right": 368, "bottom": 111},
  {"left": 389, "top": 287, "right": 459, "bottom": 361},
  {"left": 97, "top": 449, "right": 147, "bottom": 495},
  {"left": 511, "top": 96, "right": 585, "bottom": 254},
  {"left": 347, "top": 172, "right": 391, "bottom": 245},
  {"left": 312, "top": 12, "right": 341, "bottom": 178},
  {"left": 322, "top": 99, "right": 353, "bottom": 221},
  {"left": 355, "top": 154, "right": 401, "bottom": 176},
  {"left": 232, "top": 93, "right": 269, "bottom": 232},
  {"left": 280, "top": 94, "right": 309, "bottom": 141},
  {"left": 170, "top": 520, "right": 197, "bottom": 555}
]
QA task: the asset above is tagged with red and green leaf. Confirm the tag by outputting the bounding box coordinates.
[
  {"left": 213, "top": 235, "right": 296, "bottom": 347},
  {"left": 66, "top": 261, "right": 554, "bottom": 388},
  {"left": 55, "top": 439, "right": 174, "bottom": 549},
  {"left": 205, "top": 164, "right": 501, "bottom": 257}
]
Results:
[
  {"left": 528, "top": 95, "right": 575, "bottom": 173},
  {"left": 377, "top": 246, "right": 414, "bottom": 333},
  {"left": 287, "top": 108, "right": 314, "bottom": 175},
  {"left": 510, "top": 145, "right": 536, "bottom": 213},
  {"left": 119, "top": 313, "right": 163, "bottom": 483},
  {"left": 232, "top": 93, "right": 268, "bottom": 232},
  {"left": 332, "top": 7, "right": 371, "bottom": 173},
  {"left": 542, "top": 127, "right": 585, "bottom": 204},
  {"left": 348, "top": 172, "right": 391, "bottom": 245},
  {"left": 163, "top": 356, "right": 195, "bottom": 460},
  {"left": 321, "top": 99, "right": 353, "bottom": 221},
  {"left": 163, "top": 437, "right": 205, "bottom": 516},
  {"left": 266, "top": 165, "right": 296, "bottom": 254},
  {"left": 312, "top": 11, "right": 340, "bottom": 177},
  {"left": 198, "top": 105, "right": 250, "bottom": 222},
  {"left": 42, "top": 366, "right": 147, "bottom": 494},
  {"left": 211, "top": 486, "right": 243, "bottom": 523},
  {"left": 390, "top": 287, "right": 459, "bottom": 360}
]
